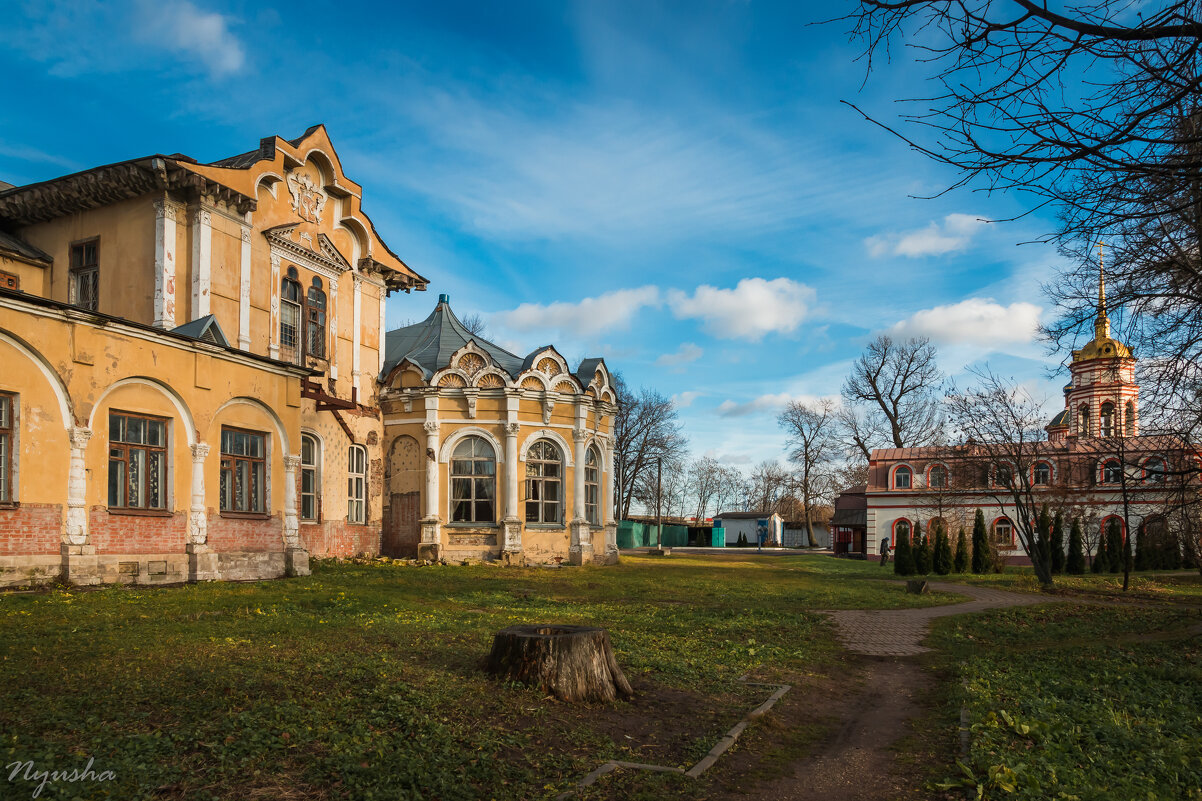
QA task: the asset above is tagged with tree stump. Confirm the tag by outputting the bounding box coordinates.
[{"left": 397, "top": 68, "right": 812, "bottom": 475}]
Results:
[
  {"left": 906, "top": 579, "right": 929, "bottom": 594},
  {"left": 484, "top": 624, "right": 634, "bottom": 703}
]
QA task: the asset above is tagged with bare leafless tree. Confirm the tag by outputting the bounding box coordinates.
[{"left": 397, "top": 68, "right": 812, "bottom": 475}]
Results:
[
  {"left": 945, "top": 370, "right": 1059, "bottom": 586},
  {"left": 687, "top": 456, "right": 724, "bottom": 522},
  {"left": 841, "top": 335, "right": 944, "bottom": 452},
  {"left": 748, "top": 461, "right": 790, "bottom": 513},
  {"left": 845, "top": 1, "right": 1202, "bottom": 427},
  {"left": 460, "top": 313, "right": 488, "bottom": 338},
  {"left": 779, "top": 398, "right": 840, "bottom": 547},
  {"left": 612, "top": 373, "right": 689, "bottom": 519}
]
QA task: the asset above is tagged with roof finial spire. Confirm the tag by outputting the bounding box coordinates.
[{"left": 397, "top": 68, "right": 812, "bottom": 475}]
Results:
[{"left": 1095, "top": 241, "right": 1110, "bottom": 340}]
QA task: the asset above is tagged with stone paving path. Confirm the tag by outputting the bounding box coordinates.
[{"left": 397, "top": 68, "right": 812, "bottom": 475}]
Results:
[{"left": 824, "top": 582, "right": 1052, "bottom": 656}]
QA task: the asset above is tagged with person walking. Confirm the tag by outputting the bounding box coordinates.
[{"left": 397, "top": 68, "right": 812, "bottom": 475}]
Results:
[{"left": 879, "top": 536, "right": 891, "bottom": 566}]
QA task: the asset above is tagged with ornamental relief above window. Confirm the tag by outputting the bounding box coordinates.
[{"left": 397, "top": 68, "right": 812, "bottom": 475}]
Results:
[
  {"left": 458, "top": 352, "right": 486, "bottom": 375},
  {"left": 286, "top": 168, "right": 328, "bottom": 224},
  {"left": 536, "top": 357, "right": 561, "bottom": 376}
]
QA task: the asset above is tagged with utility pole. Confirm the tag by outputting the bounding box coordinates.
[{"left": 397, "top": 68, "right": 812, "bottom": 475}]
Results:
[{"left": 656, "top": 456, "right": 663, "bottom": 547}]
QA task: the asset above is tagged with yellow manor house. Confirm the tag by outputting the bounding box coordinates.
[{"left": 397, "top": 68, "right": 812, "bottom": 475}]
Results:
[{"left": 0, "top": 126, "right": 618, "bottom": 587}]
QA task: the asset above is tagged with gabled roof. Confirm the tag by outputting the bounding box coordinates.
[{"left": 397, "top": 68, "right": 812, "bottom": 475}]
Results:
[
  {"left": 171, "top": 315, "right": 230, "bottom": 347},
  {"left": 0, "top": 229, "right": 51, "bottom": 265},
  {"left": 382, "top": 294, "right": 525, "bottom": 379}
]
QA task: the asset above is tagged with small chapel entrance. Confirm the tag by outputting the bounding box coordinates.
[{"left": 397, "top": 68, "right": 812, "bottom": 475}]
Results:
[{"left": 383, "top": 435, "right": 422, "bottom": 557}]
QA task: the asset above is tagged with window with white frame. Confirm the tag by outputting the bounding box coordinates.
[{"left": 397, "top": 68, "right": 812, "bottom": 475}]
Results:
[
  {"left": 1033, "top": 461, "right": 1052, "bottom": 486},
  {"left": 301, "top": 434, "right": 320, "bottom": 521},
  {"left": 1102, "top": 459, "right": 1122, "bottom": 484},
  {"left": 0, "top": 392, "right": 13, "bottom": 504},
  {"left": 993, "top": 518, "right": 1013, "bottom": 545},
  {"left": 280, "top": 267, "right": 303, "bottom": 365},
  {"left": 347, "top": 444, "right": 367, "bottom": 524},
  {"left": 70, "top": 240, "right": 99, "bottom": 311},
  {"left": 1100, "top": 402, "right": 1116, "bottom": 437},
  {"left": 525, "top": 440, "right": 562, "bottom": 524},
  {"left": 585, "top": 446, "right": 600, "bottom": 525},
  {"left": 995, "top": 464, "right": 1013, "bottom": 487},
  {"left": 450, "top": 436, "right": 496, "bottom": 524},
  {"left": 1143, "top": 456, "right": 1166, "bottom": 484},
  {"left": 893, "top": 465, "right": 911, "bottom": 490},
  {"left": 928, "top": 464, "right": 948, "bottom": 489}
]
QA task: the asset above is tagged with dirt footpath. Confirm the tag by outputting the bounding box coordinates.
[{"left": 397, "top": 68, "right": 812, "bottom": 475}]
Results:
[{"left": 719, "top": 583, "right": 1049, "bottom": 801}]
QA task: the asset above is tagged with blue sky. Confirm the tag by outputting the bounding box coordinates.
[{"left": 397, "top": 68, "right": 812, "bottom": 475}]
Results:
[{"left": 0, "top": 0, "right": 1077, "bottom": 466}]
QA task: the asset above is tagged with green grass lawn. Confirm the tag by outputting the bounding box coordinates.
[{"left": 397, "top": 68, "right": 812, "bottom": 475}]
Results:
[
  {"left": 0, "top": 553, "right": 949, "bottom": 801},
  {"left": 927, "top": 604, "right": 1202, "bottom": 801}
]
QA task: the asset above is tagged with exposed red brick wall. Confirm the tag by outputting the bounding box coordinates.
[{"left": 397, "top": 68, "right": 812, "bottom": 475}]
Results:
[
  {"left": 0, "top": 503, "right": 62, "bottom": 555},
  {"left": 89, "top": 507, "right": 187, "bottom": 554},
  {"left": 300, "top": 520, "right": 381, "bottom": 558},
  {"left": 206, "top": 509, "right": 284, "bottom": 553}
]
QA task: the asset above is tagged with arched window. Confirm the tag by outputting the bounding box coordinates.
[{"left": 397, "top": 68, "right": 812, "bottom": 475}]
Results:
[
  {"left": 584, "top": 446, "right": 600, "bottom": 525},
  {"left": 1033, "top": 461, "right": 1052, "bottom": 485},
  {"left": 1144, "top": 456, "right": 1166, "bottom": 484},
  {"left": 928, "top": 464, "right": 948, "bottom": 489},
  {"left": 893, "top": 519, "right": 911, "bottom": 544},
  {"left": 306, "top": 277, "right": 327, "bottom": 359},
  {"left": 1125, "top": 401, "right": 1135, "bottom": 434},
  {"left": 1102, "top": 459, "right": 1122, "bottom": 484},
  {"left": 1077, "top": 404, "right": 1090, "bottom": 436},
  {"left": 995, "top": 464, "right": 1013, "bottom": 488},
  {"left": 280, "top": 267, "right": 302, "bottom": 365},
  {"left": 301, "top": 434, "right": 320, "bottom": 521},
  {"left": 108, "top": 411, "right": 168, "bottom": 511},
  {"left": 893, "top": 465, "right": 912, "bottom": 490},
  {"left": 347, "top": 444, "right": 367, "bottom": 524},
  {"left": 1100, "top": 402, "right": 1116, "bottom": 437},
  {"left": 993, "top": 518, "right": 1014, "bottom": 545},
  {"left": 525, "top": 440, "right": 562, "bottom": 524},
  {"left": 451, "top": 436, "right": 496, "bottom": 523}
]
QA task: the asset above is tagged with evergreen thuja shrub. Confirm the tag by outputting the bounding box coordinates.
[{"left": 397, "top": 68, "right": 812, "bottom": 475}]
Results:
[
  {"left": 953, "top": 527, "right": 969, "bottom": 573},
  {"left": 893, "top": 529, "right": 916, "bottom": 576},
  {"left": 1051, "top": 511, "right": 1065, "bottom": 574},
  {"left": 1066, "top": 518, "right": 1086, "bottom": 575},
  {"left": 933, "top": 523, "right": 953, "bottom": 575},
  {"left": 913, "top": 522, "right": 931, "bottom": 575},
  {"left": 1037, "top": 504, "right": 1053, "bottom": 570},
  {"left": 1092, "top": 526, "right": 1108, "bottom": 574},
  {"left": 1107, "top": 519, "right": 1123, "bottom": 574},
  {"left": 971, "top": 509, "right": 990, "bottom": 574}
]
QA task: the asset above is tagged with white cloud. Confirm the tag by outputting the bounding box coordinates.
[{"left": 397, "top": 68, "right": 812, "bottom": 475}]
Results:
[
  {"left": 657, "top": 342, "right": 703, "bottom": 368},
  {"left": 668, "top": 277, "right": 816, "bottom": 341},
  {"left": 716, "top": 392, "right": 833, "bottom": 418},
  {"left": 672, "top": 390, "right": 703, "bottom": 408},
  {"left": 888, "top": 298, "right": 1043, "bottom": 346},
  {"left": 865, "top": 213, "right": 986, "bottom": 259},
  {"left": 491, "top": 286, "right": 660, "bottom": 339},
  {"left": 140, "top": 1, "right": 245, "bottom": 76}
]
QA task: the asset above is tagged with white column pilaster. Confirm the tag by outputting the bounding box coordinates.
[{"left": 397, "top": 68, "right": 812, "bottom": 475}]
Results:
[
  {"left": 378, "top": 286, "right": 388, "bottom": 375},
  {"left": 188, "top": 442, "right": 210, "bottom": 544},
  {"left": 153, "top": 199, "right": 183, "bottom": 328},
  {"left": 190, "top": 207, "right": 212, "bottom": 320},
  {"left": 352, "top": 274, "right": 363, "bottom": 397},
  {"left": 282, "top": 453, "right": 310, "bottom": 576},
  {"left": 238, "top": 225, "right": 252, "bottom": 350},
  {"left": 268, "top": 253, "right": 281, "bottom": 360},
  {"left": 283, "top": 454, "right": 301, "bottom": 548},
  {"left": 64, "top": 427, "right": 92, "bottom": 546},
  {"left": 329, "top": 276, "right": 339, "bottom": 381}
]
